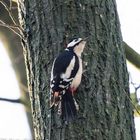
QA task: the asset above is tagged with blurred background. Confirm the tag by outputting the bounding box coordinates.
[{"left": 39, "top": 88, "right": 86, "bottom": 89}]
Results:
[
  {"left": 0, "top": 0, "right": 33, "bottom": 139},
  {"left": 0, "top": 0, "right": 140, "bottom": 139}
]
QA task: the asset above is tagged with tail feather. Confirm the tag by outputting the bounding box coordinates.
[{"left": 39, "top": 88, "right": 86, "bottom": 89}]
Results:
[{"left": 61, "top": 89, "right": 77, "bottom": 122}]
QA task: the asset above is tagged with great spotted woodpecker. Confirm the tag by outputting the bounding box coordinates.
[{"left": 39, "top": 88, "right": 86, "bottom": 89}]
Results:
[{"left": 50, "top": 38, "right": 86, "bottom": 122}]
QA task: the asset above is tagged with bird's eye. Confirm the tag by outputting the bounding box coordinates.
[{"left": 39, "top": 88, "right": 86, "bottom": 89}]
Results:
[{"left": 74, "top": 39, "right": 78, "bottom": 42}]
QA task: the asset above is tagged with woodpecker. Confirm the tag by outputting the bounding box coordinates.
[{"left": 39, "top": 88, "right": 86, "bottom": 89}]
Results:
[{"left": 50, "top": 37, "right": 86, "bottom": 123}]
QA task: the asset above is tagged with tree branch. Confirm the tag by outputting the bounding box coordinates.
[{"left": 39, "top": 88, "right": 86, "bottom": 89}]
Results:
[
  {"left": 0, "top": 0, "right": 17, "bottom": 25},
  {"left": 123, "top": 89, "right": 140, "bottom": 116},
  {"left": 0, "top": 20, "right": 22, "bottom": 38},
  {"left": 123, "top": 41, "right": 140, "bottom": 69},
  {"left": 0, "top": 0, "right": 24, "bottom": 39},
  {"left": 0, "top": 97, "right": 22, "bottom": 104},
  {"left": 0, "top": 97, "right": 30, "bottom": 110}
]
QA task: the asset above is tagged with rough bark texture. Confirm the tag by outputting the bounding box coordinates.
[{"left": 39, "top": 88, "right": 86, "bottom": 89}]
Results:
[{"left": 18, "top": 0, "right": 136, "bottom": 139}]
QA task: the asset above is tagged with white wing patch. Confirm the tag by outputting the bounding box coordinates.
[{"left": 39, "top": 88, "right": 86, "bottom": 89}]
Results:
[
  {"left": 63, "top": 77, "right": 73, "bottom": 82},
  {"left": 61, "top": 56, "right": 75, "bottom": 79}
]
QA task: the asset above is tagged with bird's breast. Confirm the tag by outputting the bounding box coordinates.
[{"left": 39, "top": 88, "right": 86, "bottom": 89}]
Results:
[{"left": 70, "top": 57, "right": 82, "bottom": 89}]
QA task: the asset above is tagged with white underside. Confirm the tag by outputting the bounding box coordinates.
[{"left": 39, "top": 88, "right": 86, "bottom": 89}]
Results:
[{"left": 70, "top": 57, "right": 82, "bottom": 89}]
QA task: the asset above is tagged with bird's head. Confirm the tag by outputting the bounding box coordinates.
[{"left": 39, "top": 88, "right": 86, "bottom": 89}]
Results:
[{"left": 67, "top": 37, "right": 86, "bottom": 56}]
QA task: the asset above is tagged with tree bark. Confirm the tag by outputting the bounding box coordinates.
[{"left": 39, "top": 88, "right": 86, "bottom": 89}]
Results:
[{"left": 18, "top": 0, "right": 136, "bottom": 139}]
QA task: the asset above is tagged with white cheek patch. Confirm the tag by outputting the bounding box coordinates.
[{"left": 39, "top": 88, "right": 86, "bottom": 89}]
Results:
[
  {"left": 60, "top": 56, "right": 75, "bottom": 79},
  {"left": 74, "top": 43, "right": 85, "bottom": 56}
]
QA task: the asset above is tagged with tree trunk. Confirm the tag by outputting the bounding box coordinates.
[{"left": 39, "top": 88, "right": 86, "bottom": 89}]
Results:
[{"left": 18, "top": 0, "right": 136, "bottom": 139}]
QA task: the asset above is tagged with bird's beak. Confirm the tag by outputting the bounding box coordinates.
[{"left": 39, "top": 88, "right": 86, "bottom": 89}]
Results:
[
  {"left": 82, "top": 37, "right": 88, "bottom": 47},
  {"left": 83, "top": 37, "right": 88, "bottom": 41}
]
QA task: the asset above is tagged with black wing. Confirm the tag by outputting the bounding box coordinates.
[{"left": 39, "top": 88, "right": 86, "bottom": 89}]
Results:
[{"left": 51, "top": 50, "right": 79, "bottom": 92}]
